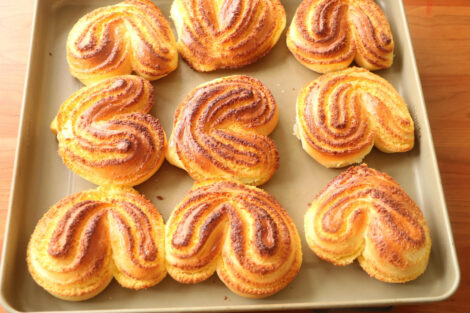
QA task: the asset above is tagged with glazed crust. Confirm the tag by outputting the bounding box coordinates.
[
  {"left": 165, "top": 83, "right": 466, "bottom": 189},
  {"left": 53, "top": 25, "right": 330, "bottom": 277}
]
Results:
[
  {"left": 51, "top": 75, "right": 166, "bottom": 187},
  {"left": 287, "top": 0, "right": 394, "bottom": 73},
  {"left": 67, "top": 0, "right": 178, "bottom": 85},
  {"left": 166, "top": 180, "right": 302, "bottom": 298},
  {"left": 295, "top": 67, "right": 414, "bottom": 168},
  {"left": 166, "top": 75, "right": 279, "bottom": 186},
  {"left": 304, "top": 164, "right": 431, "bottom": 283},
  {"left": 27, "top": 186, "right": 166, "bottom": 301}
]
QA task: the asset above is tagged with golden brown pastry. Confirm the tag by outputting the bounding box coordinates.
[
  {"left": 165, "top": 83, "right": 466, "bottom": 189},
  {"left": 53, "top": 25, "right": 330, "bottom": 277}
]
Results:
[
  {"left": 166, "top": 75, "right": 279, "bottom": 186},
  {"left": 170, "top": 0, "right": 286, "bottom": 71},
  {"left": 305, "top": 164, "right": 431, "bottom": 283},
  {"left": 166, "top": 180, "right": 302, "bottom": 298},
  {"left": 287, "top": 0, "right": 394, "bottom": 73},
  {"left": 67, "top": 0, "right": 178, "bottom": 85},
  {"left": 51, "top": 75, "right": 166, "bottom": 187},
  {"left": 295, "top": 67, "right": 414, "bottom": 168},
  {"left": 27, "top": 186, "right": 166, "bottom": 301}
]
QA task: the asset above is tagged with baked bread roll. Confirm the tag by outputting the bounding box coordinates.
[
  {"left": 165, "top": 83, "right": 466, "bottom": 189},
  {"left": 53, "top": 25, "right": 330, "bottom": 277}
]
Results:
[
  {"left": 166, "top": 75, "right": 279, "bottom": 185},
  {"left": 305, "top": 164, "right": 431, "bottom": 283},
  {"left": 27, "top": 186, "right": 166, "bottom": 301},
  {"left": 67, "top": 0, "right": 178, "bottom": 85},
  {"left": 170, "top": 0, "right": 286, "bottom": 71},
  {"left": 295, "top": 67, "right": 414, "bottom": 168},
  {"left": 287, "top": 0, "right": 394, "bottom": 73},
  {"left": 51, "top": 75, "right": 166, "bottom": 187},
  {"left": 166, "top": 180, "right": 302, "bottom": 298}
]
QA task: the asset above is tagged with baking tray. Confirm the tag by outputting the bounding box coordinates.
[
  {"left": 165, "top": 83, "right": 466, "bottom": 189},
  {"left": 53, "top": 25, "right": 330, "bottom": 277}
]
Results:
[{"left": 0, "top": 0, "right": 460, "bottom": 312}]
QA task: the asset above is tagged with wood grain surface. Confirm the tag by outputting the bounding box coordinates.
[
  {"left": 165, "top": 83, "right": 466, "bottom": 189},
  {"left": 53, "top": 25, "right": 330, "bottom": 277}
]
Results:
[{"left": 0, "top": 0, "right": 469, "bottom": 312}]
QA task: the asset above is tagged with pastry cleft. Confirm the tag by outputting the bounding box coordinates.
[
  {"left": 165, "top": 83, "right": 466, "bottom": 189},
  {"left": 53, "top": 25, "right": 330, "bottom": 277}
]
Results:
[
  {"left": 166, "top": 180, "right": 302, "bottom": 298},
  {"left": 167, "top": 75, "right": 279, "bottom": 186},
  {"left": 27, "top": 186, "right": 166, "bottom": 301},
  {"left": 304, "top": 164, "right": 431, "bottom": 283},
  {"left": 52, "top": 75, "right": 166, "bottom": 187},
  {"left": 67, "top": 0, "right": 178, "bottom": 85}
]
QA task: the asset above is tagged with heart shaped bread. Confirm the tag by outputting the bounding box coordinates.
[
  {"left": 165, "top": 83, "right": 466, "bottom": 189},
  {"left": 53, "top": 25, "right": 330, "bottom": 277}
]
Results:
[
  {"left": 166, "top": 180, "right": 302, "bottom": 298},
  {"left": 295, "top": 67, "right": 414, "bottom": 168},
  {"left": 287, "top": 0, "right": 394, "bottom": 73},
  {"left": 305, "top": 164, "right": 431, "bottom": 283},
  {"left": 27, "top": 186, "right": 166, "bottom": 301},
  {"left": 51, "top": 75, "right": 166, "bottom": 187},
  {"left": 166, "top": 75, "right": 279, "bottom": 186},
  {"left": 170, "top": 0, "right": 286, "bottom": 71},
  {"left": 67, "top": 0, "right": 178, "bottom": 85}
]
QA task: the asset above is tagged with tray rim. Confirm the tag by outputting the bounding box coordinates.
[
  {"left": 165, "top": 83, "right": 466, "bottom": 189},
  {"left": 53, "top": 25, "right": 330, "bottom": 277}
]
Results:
[
  {"left": 0, "top": 0, "right": 43, "bottom": 310},
  {"left": 0, "top": 0, "right": 460, "bottom": 312}
]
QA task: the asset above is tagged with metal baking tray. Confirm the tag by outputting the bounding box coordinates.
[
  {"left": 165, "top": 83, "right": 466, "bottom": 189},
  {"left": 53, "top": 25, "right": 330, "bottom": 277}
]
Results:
[{"left": 0, "top": 0, "right": 460, "bottom": 312}]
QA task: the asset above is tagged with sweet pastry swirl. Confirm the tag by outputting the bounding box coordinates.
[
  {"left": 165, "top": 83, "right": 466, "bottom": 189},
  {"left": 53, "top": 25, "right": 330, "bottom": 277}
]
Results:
[
  {"left": 287, "top": 0, "right": 394, "bottom": 73},
  {"left": 305, "top": 164, "right": 431, "bottom": 283},
  {"left": 166, "top": 75, "right": 279, "bottom": 186},
  {"left": 166, "top": 180, "right": 302, "bottom": 298},
  {"left": 170, "top": 0, "right": 286, "bottom": 71},
  {"left": 51, "top": 75, "right": 166, "bottom": 187},
  {"left": 27, "top": 186, "right": 166, "bottom": 301},
  {"left": 295, "top": 67, "right": 414, "bottom": 168},
  {"left": 67, "top": 0, "right": 178, "bottom": 85}
]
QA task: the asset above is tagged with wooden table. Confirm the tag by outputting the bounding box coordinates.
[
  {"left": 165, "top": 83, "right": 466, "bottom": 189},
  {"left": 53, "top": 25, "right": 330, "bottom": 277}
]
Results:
[{"left": 0, "top": 0, "right": 468, "bottom": 312}]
